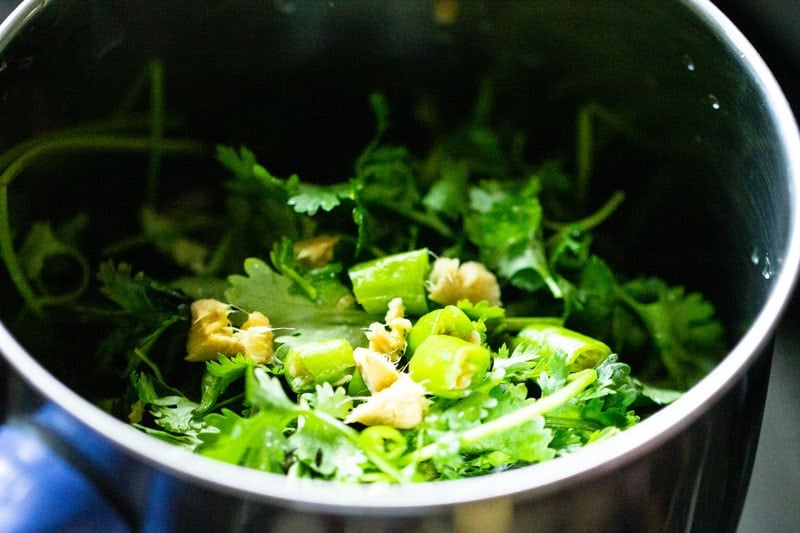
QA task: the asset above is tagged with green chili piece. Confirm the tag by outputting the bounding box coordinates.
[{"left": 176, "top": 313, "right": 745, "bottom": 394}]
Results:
[
  {"left": 284, "top": 338, "right": 355, "bottom": 392},
  {"left": 359, "top": 425, "right": 407, "bottom": 461},
  {"left": 348, "top": 248, "right": 430, "bottom": 315},
  {"left": 406, "top": 305, "right": 486, "bottom": 355},
  {"left": 406, "top": 305, "right": 481, "bottom": 355},
  {"left": 408, "top": 334, "right": 491, "bottom": 398},
  {"left": 347, "top": 369, "right": 370, "bottom": 397},
  {"left": 196, "top": 371, "right": 224, "bottom": 415},
  {"left": 514, "top": 324, "right": 611, "bottom": 370}
]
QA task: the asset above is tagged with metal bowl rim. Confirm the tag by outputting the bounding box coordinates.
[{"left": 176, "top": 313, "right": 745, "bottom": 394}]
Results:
[{"left": 1, "top": 0, "right": 799, "bottom": 511}]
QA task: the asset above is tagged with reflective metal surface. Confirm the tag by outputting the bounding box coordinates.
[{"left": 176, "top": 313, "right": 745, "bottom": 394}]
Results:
[
  {"left": 712, "top": 2, "right": 800, "bottom": 530},
  {"left": 1, "top": 1, "right": 799, "bottom": 531}
]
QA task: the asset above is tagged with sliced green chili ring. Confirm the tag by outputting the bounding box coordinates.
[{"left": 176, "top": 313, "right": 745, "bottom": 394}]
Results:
[
  {"left": 347, "top": 368, "right": 370, "bottom": 397},
  {"left": 406, "top": 305, "right": 482, "bottom": 355},
  {"left": 514, "top": 324, "right": 611, "bottom": 370},
  {"left": 284, "top": 338, "right": 355, "bottom": 392},
  {"left": 348, "top": 248, "right": 430, "bottom": 315},
  {"left": 359, "top": 425, "right": 408, "bottom": 461},
  {"left": 408, "top": 334, "right": 491, "bottom": 398}
]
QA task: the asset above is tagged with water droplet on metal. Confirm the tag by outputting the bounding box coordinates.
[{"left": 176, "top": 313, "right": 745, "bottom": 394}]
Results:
[{"left": 761, "top": 254, "right": 774, "bottom": 280}]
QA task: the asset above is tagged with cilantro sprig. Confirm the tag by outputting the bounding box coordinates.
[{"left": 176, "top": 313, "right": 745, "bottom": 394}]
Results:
[{"left": 0, "top": 72, "right": 727, "bottom": 484}]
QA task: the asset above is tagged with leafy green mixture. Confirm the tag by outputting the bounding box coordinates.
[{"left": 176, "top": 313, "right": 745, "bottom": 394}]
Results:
[{"left": 0, "top": 66, "right": 726, "bottom": 483}]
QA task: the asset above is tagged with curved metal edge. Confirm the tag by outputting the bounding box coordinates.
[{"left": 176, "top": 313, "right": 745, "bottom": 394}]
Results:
[
  {"left": 0, "top": 0, "right": 49, "bottom": 51},
  {"left": 0, "top": 0, "right": 799, "bottom": 514}
]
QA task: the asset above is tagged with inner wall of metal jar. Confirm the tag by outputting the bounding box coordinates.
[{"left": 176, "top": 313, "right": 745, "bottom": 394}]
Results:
[{"left": 0, "top": 0, "right": 793, "bottom": 508}]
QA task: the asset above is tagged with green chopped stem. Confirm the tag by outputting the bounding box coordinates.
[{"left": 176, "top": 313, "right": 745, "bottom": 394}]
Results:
[
  {"left": 146, "top": 59, "right": 166, "bottom": 208},
  {"left": 573, "top": 101, "right": 642, "bottom": 216},
  {"left": 471, "top": 78, "right": 495, "bottom": 127},
  {"left": 134, "top": 347, "right": 164, "bottom": 382},
  {"left": 0, "top": 185, "right": 37, "bottom": 312},
  {"left": 545, "top": 190, "right": 626, "bottom": 236},
  {"left": 34, "top": 247, "right": 92, "bottom": 308},
  {"left": 575, "top": 104, "right": 594, "bottom": 212},
  {"left": 353, "top": 92, "right": 390, "bottom": 176},
  {"left": 129, "top": 315, "right": 184, "bottom": 380},
  {"left": 202, "top": 228, "right": 236, "bottom": 277},
  {"left": 407, "top": 368, "right": 597, "bottom": 464},
  {"left": 370, "top": 200, "right": 454, "bottom": 238},
  {"left": 211, "top": 392, "right": 246, "bottom": 412},
  {"left": 0, "top": 115, "right": 168, "bottom": 170},
  {"left": 544, "top": 415, "right": 602, "bottom": 432},
  {"left": 541, "top": 272, "right": 564, "bottom": 300},
  {"left": 0, "top": 134, "right": 204, "bottom": 315}
]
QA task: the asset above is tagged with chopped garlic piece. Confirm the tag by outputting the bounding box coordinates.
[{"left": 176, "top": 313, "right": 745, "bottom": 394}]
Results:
[
  {"left": 385, "top": 297, "right": 406, "bottom": 323},
  {"left": 185, "top": 299, "right": 238, "bottom": 362},
  {"left": 237, "top": 311, "right": 273, "bottom": 364},
  {"left": 185, "top": 299, "right": 273, "bottom": 363},
  {"left": 365, "top": 297, "right": 412, "bottom": 361},
  {"left": 365, "top": 322, "right": 404, "bottom": 360},
  {"left": 427, "top": 257, "right": 501, "bottom": 307},
  {"left": 345, "top": 374, "right": 427, "bottom": 429},
  {"left": 353, "top": 347, "right": 399, "bottom": 394}
]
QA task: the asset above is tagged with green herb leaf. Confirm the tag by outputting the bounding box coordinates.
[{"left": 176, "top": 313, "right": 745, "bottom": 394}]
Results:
[
  {"left": 98, "top": 260, "right": 189, "bottom": 316},
  {"left": 288, "top": 415, "right": 367, "bottom": 481},
  {"left": 198, "top": 409, "right": 289, "bottom": 472},
  {"left": 466, "top": 178, "right": 563, "bottom": 298},
  {"left": 618, "top": 277, "right": 726, "bottom": 389},
  {"left": 225, "top": 257, "right": 371, "bottom": 348}
]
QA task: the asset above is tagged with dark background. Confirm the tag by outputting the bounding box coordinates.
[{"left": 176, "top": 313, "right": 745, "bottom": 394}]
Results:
[{"left": 0, "top": 1, "right": 797, "bottom": 530}]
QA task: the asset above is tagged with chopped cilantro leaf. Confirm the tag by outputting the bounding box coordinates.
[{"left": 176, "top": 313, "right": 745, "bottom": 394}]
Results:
[{"left": 0, "top": 81, "right": 728, "bottom": 485}]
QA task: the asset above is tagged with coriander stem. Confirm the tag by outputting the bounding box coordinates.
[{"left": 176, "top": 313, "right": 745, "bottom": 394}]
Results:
[
  {"left": 0, "top": 134, "right": 204, "bottom": 315},
  {"left": 407, "top": 368, "right": 597, "bottom": 464},
  {"left": 146, "top": 59, "right": 166, "bottom": 208},
  {"left": 0, "top": 115, "right": 168, "bottom": 171},
  {"left": 0, "top": 185, "right": 37, "bottom": 311},
  {"left": 545, "top": 190, "right": 626, "bottom": 235},
  {"left": 370, "top": 199, "right": 454, "bottom": 238},
  {"left": 575, "top": 105, "right": 594, "bottom": 212}
]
